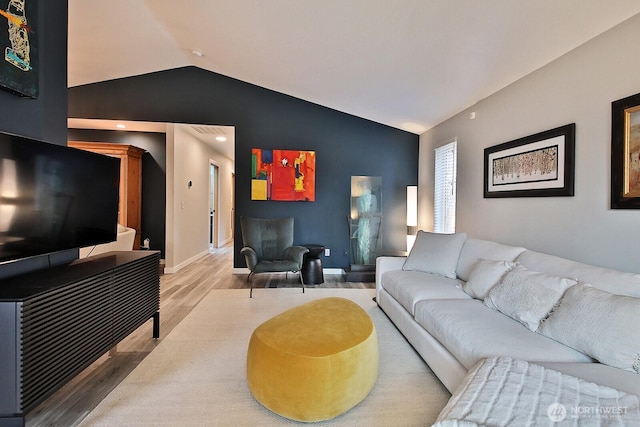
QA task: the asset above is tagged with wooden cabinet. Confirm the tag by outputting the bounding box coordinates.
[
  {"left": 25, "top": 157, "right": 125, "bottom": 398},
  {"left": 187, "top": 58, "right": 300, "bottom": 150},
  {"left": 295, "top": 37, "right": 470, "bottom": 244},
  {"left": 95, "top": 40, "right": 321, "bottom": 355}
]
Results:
[{"left": 68, "top": 142, "right": 144, "bottom": 249}]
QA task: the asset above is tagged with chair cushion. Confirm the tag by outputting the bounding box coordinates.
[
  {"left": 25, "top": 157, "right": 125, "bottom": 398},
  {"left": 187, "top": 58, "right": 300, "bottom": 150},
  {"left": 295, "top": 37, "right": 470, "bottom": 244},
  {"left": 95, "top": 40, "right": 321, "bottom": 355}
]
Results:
[{"left": 253, "top": 260, "right": 301, "bottom": 273}]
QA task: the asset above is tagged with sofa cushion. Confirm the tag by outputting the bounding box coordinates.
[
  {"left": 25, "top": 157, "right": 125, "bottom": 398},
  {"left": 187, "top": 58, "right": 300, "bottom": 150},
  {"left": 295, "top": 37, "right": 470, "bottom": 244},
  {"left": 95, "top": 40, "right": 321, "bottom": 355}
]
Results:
[
  {"left": 456, "top": 238, "right": 526, "bottom": 281},
  {"left": 414, "top": 299, "right": 592, "bottom": 370},
  {"left": 538, "top": 283, "right": 640, "bottom": 374},
  {"left": 402, "top": 231, "right": 467, "bottom": 279},
  {"left": 462, "top": 259, "right": 518, "bottom": 299},
  {"left": 381, "top": 270, "right": 470, "bottom": 315},
  {"left": 515, "top": 250, "right": 640, "bottom": 297},
  {"left": 484, "top": 265, "right": 576, "bottom": 331}
]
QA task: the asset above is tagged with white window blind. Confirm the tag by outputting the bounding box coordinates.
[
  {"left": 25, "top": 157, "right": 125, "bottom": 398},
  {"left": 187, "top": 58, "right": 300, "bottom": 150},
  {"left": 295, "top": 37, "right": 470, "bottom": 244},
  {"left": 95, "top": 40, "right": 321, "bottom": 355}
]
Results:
[{"left": 434, "top": 140, "right": 457, "bottom": 234}]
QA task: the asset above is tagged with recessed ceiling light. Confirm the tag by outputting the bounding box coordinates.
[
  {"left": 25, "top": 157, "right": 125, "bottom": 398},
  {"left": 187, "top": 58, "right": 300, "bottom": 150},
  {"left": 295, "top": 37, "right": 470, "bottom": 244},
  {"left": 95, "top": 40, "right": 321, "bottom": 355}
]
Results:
[
  {"left": 215, "top": 136, "right": 227, "bottom": 142},
  {"left": 191, "top": 49, "right": 204, "bottom": 57},
  {"left": 116, "top": 123, "right": 126, "bottom": 129}
]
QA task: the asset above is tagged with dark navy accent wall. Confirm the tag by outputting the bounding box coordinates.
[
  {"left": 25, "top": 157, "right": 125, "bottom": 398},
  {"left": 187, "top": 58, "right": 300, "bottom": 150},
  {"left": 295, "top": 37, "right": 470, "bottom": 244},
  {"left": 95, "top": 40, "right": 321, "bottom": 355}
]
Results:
[
  {"left": 0, "top": 0, "right": 69, "bottom": 279},
  {"left": 68, "top": 67, "right": 418, "bottom": 269},
  {"left": 0, "top": 0, "right": 67, "bottom": 144},
  {"left": 67, "top": 129, "right": 167, "bottom": 257}
]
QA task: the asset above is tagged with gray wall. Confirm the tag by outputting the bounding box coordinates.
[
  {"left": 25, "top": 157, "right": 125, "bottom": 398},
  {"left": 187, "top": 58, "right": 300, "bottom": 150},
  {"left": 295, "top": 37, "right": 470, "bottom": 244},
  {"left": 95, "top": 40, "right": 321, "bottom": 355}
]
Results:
[{"left": 419, "top": 13, "right": 640, "bottom": 273}]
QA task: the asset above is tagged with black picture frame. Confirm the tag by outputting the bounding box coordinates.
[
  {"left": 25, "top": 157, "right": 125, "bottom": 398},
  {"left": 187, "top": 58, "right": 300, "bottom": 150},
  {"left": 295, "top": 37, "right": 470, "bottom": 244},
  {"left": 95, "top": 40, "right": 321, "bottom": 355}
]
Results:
[
  {"left": 611, "top": 92, "right": 640, "bottom": 209},
  {"left": 484, "top": 124, "right": 575, "bottom": 198},
  {"left": 0, "top": 0, "right": 38, "bottom": 98}
]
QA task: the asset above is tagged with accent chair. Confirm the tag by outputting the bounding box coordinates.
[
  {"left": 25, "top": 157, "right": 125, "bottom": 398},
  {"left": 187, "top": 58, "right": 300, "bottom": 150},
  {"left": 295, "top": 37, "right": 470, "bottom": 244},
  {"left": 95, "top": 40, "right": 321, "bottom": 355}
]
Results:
[{"left": 240, "top": 216, "right": 309, "bottom": 297}]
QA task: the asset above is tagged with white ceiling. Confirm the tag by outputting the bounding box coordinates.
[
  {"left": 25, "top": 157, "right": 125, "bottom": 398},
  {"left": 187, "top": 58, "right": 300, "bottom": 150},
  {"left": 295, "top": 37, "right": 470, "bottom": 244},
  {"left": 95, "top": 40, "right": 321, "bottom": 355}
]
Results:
[{"left": 68, "top": 1, "right": 640, "bottom": 134}]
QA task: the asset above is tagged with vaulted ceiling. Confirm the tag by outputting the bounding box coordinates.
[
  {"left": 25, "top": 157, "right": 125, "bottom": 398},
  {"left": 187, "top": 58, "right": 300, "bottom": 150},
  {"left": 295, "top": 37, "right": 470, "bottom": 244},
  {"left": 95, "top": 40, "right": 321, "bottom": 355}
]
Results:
[{"left": 68, "top": 1, "right": 640, "bottom": 134}]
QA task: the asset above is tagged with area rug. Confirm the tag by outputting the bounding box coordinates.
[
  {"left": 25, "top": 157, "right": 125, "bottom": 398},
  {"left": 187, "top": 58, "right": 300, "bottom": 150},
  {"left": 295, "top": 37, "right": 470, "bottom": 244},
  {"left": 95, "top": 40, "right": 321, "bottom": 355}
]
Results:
[{"left": 79, "top": 288, "right": 450, "bottom": 426}]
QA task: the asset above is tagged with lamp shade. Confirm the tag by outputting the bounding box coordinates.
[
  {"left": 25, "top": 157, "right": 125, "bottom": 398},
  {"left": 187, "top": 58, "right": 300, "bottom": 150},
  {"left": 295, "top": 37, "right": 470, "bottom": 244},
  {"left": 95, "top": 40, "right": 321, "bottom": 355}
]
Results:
[
  {"left": 407, "top": 186, "right": 417, "bottom": 227},
  {"left": 406, "top": 186, "right": 418, "bottom": 252}
]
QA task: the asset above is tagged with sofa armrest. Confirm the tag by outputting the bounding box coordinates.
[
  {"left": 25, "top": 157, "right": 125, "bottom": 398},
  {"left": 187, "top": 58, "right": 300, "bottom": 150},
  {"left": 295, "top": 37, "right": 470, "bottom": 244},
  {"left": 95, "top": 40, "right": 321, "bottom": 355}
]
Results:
[{"left": 376, "top": 256, "right": 406, "bottom": 300}]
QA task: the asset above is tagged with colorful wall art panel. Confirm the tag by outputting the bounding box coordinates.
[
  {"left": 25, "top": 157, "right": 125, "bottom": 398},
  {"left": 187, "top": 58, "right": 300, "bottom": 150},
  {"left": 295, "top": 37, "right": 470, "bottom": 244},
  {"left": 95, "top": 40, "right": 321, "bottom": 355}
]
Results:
[
  {"left": 0, "top": 0, "right": 38, "bottom": 98},
  {"left": 251, "top": 148, "right": 316, "bottom": 201}
]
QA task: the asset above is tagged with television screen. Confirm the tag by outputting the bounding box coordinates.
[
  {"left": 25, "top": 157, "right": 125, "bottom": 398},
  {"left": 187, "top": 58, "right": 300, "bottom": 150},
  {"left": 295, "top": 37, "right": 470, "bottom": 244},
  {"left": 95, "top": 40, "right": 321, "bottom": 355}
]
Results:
[{"left": 0, "top": 132, "right": 120, "bottom": 264}]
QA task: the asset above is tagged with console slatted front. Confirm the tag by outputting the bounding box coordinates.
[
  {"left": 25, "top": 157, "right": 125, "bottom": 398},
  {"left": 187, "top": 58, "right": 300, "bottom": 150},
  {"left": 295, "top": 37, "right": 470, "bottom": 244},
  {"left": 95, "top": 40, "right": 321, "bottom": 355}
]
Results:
[
  {"left": 0, "top": 251, "right": 160, "bottom": 426},
  {"left": 111, "top": 255, "right": 160, "bottom": 343},
  {"left": 21, "top": 271, "right": 113, "bottom": 411}
]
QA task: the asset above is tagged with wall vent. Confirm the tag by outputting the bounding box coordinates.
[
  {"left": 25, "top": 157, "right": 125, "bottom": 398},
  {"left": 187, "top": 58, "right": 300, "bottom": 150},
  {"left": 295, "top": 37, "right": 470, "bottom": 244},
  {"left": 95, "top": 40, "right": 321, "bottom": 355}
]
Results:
[{"left": 190, "top": 125, "right": 228, "bottom": 136}]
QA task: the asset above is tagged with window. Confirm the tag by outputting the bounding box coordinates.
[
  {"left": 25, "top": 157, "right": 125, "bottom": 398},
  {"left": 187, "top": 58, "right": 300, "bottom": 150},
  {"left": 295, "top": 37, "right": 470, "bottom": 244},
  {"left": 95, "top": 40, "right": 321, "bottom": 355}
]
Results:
[{"left": 434, "top": 140, "right": 457, "bottom": 233}]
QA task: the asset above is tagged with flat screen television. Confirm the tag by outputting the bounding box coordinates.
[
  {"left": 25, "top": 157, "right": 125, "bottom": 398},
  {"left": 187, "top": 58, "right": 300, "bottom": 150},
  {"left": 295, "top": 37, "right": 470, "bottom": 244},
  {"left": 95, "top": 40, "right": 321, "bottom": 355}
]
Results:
[{"left": 0, "top": 131, "right": 120, "bottom": 264}]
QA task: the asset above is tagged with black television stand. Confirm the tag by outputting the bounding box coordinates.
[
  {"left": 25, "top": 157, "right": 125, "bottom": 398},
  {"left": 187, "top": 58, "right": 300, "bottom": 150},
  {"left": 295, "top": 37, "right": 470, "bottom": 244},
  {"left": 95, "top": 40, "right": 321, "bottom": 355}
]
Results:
[{"left": 0, "top": 251, "right": 160, "bottom": 427}]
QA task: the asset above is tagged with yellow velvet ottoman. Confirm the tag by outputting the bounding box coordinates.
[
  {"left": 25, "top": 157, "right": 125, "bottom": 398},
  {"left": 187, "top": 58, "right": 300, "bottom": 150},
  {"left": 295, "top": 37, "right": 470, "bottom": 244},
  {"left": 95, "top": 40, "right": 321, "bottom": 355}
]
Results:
[{"left": 247, "top": 297, "right": 378, "bottom": 422}]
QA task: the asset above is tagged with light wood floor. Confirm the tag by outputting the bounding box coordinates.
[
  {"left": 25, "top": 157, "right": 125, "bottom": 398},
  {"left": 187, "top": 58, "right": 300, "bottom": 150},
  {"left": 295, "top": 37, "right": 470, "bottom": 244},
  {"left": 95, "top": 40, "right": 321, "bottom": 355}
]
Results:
[{"left": 26, "top": 244, "right": 374, "bottom": 427}]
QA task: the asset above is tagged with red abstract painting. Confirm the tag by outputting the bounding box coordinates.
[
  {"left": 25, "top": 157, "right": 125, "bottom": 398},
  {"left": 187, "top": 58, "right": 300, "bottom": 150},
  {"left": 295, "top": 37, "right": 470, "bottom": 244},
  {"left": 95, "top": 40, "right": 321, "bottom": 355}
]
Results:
[{"left": 251, "top": 148, "right": 316, "bottom": 201}]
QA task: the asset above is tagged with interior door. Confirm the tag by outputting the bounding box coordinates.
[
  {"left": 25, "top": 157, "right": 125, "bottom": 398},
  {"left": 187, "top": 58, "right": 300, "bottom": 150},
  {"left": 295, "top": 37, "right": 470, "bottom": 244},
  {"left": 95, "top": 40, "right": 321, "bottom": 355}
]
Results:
[{"left": 209, "top": 162, "right": 219, "bottom": 248}]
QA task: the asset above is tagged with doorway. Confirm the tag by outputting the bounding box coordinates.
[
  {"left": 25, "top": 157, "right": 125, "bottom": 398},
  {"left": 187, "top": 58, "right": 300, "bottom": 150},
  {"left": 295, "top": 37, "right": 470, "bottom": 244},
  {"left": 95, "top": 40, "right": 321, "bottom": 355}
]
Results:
[
  {"left": 209, "top": 161, "right": 219, "bottom": 249},
  {"left": 231, "top": 173, "right": 235, "bottom": 239}
]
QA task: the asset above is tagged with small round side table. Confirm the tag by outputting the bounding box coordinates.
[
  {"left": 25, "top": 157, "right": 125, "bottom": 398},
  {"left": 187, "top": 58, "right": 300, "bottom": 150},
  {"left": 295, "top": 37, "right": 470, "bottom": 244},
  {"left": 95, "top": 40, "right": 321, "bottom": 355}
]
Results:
[{"left": 301, "top": 244, "right": 324, "bottom": 285}]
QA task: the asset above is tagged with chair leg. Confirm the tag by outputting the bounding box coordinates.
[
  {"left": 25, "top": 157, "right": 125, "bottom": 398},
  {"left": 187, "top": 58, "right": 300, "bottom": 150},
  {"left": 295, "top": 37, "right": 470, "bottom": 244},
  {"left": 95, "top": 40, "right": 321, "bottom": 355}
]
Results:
[
  {"left": 248, "top": 271, "right": 254, "bottom": 298},
  {"left": 299, "top": 271, "right": 305, "bottom": 293}
]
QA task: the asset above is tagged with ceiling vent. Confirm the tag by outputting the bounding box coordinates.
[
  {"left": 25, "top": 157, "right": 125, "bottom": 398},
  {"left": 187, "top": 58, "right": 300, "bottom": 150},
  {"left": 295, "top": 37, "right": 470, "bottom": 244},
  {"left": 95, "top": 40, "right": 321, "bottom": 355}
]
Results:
[{"left": 191, "top": 125, "right": 227, "bottom": 136}]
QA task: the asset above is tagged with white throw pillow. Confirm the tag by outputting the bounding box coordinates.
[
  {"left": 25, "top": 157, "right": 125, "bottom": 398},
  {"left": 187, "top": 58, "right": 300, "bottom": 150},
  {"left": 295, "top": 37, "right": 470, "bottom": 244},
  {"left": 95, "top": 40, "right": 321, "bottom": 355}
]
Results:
[
  {"left": 402, "top": 231, "right": 467, "bottom": 279},
  {"left": 484, "top": 265, "right": 576, "bottom": 331},
  {"left": 462, "top": 259, "right": 518, "bottom": 299},
  {"left": 539, "top": 283, "right": 640, "bottom": 374}
]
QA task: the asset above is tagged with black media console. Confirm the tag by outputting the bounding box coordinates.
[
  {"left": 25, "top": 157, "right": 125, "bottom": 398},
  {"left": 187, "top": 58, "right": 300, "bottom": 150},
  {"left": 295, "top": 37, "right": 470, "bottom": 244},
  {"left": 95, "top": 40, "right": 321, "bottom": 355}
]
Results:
[{"left": 0, "top": 251, "right": 160, "bottom": 427}]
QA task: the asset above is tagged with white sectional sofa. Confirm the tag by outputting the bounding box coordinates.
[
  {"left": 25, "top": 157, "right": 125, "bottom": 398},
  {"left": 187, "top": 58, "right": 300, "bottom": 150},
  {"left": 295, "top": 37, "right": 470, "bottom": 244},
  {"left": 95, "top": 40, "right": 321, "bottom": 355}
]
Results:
[{"left": 376, "top": 231, "right": 640, "bottom": 404}]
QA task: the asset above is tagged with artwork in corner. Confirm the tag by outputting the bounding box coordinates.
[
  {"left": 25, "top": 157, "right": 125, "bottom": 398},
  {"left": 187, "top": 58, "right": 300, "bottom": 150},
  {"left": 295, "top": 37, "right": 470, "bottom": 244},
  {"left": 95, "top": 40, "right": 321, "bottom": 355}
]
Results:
[
  {"left": 349, "top": 176, "right": 382, "bottom": 266},
  {"left": 484, "top": 124, "right": 575, "bottom": 198},
  {"left": 0, "top": 0, "right": 37, "bottom": 98},
  {"left": 611, "top": 92, "right": 640, "bottom": 209},
  {"left": 251, "top": 148, "right": 316, "bottom": 201}
]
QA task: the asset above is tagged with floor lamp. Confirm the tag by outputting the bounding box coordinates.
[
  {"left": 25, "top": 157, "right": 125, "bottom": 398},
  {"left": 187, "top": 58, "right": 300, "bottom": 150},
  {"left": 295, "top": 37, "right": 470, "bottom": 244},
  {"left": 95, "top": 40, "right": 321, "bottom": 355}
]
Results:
[{"left": 406, "top": 186, "right": 417, "bottom": 252}]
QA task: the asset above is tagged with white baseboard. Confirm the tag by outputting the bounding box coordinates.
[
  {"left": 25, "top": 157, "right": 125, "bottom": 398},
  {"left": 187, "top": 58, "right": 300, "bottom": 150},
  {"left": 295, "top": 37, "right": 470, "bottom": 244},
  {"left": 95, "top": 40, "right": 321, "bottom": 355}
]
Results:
[
  {"left": 232, "top": 268, "right": 345, "bottom": 275},
  {"left": 164, "top": 250, "right": 209, "bottom": 274},
  {"left": 164, "top": 251, "right": 346, "bottom": 276},
  {"left": 213, "top": 237, "right": 233, "bottom": 249}
]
